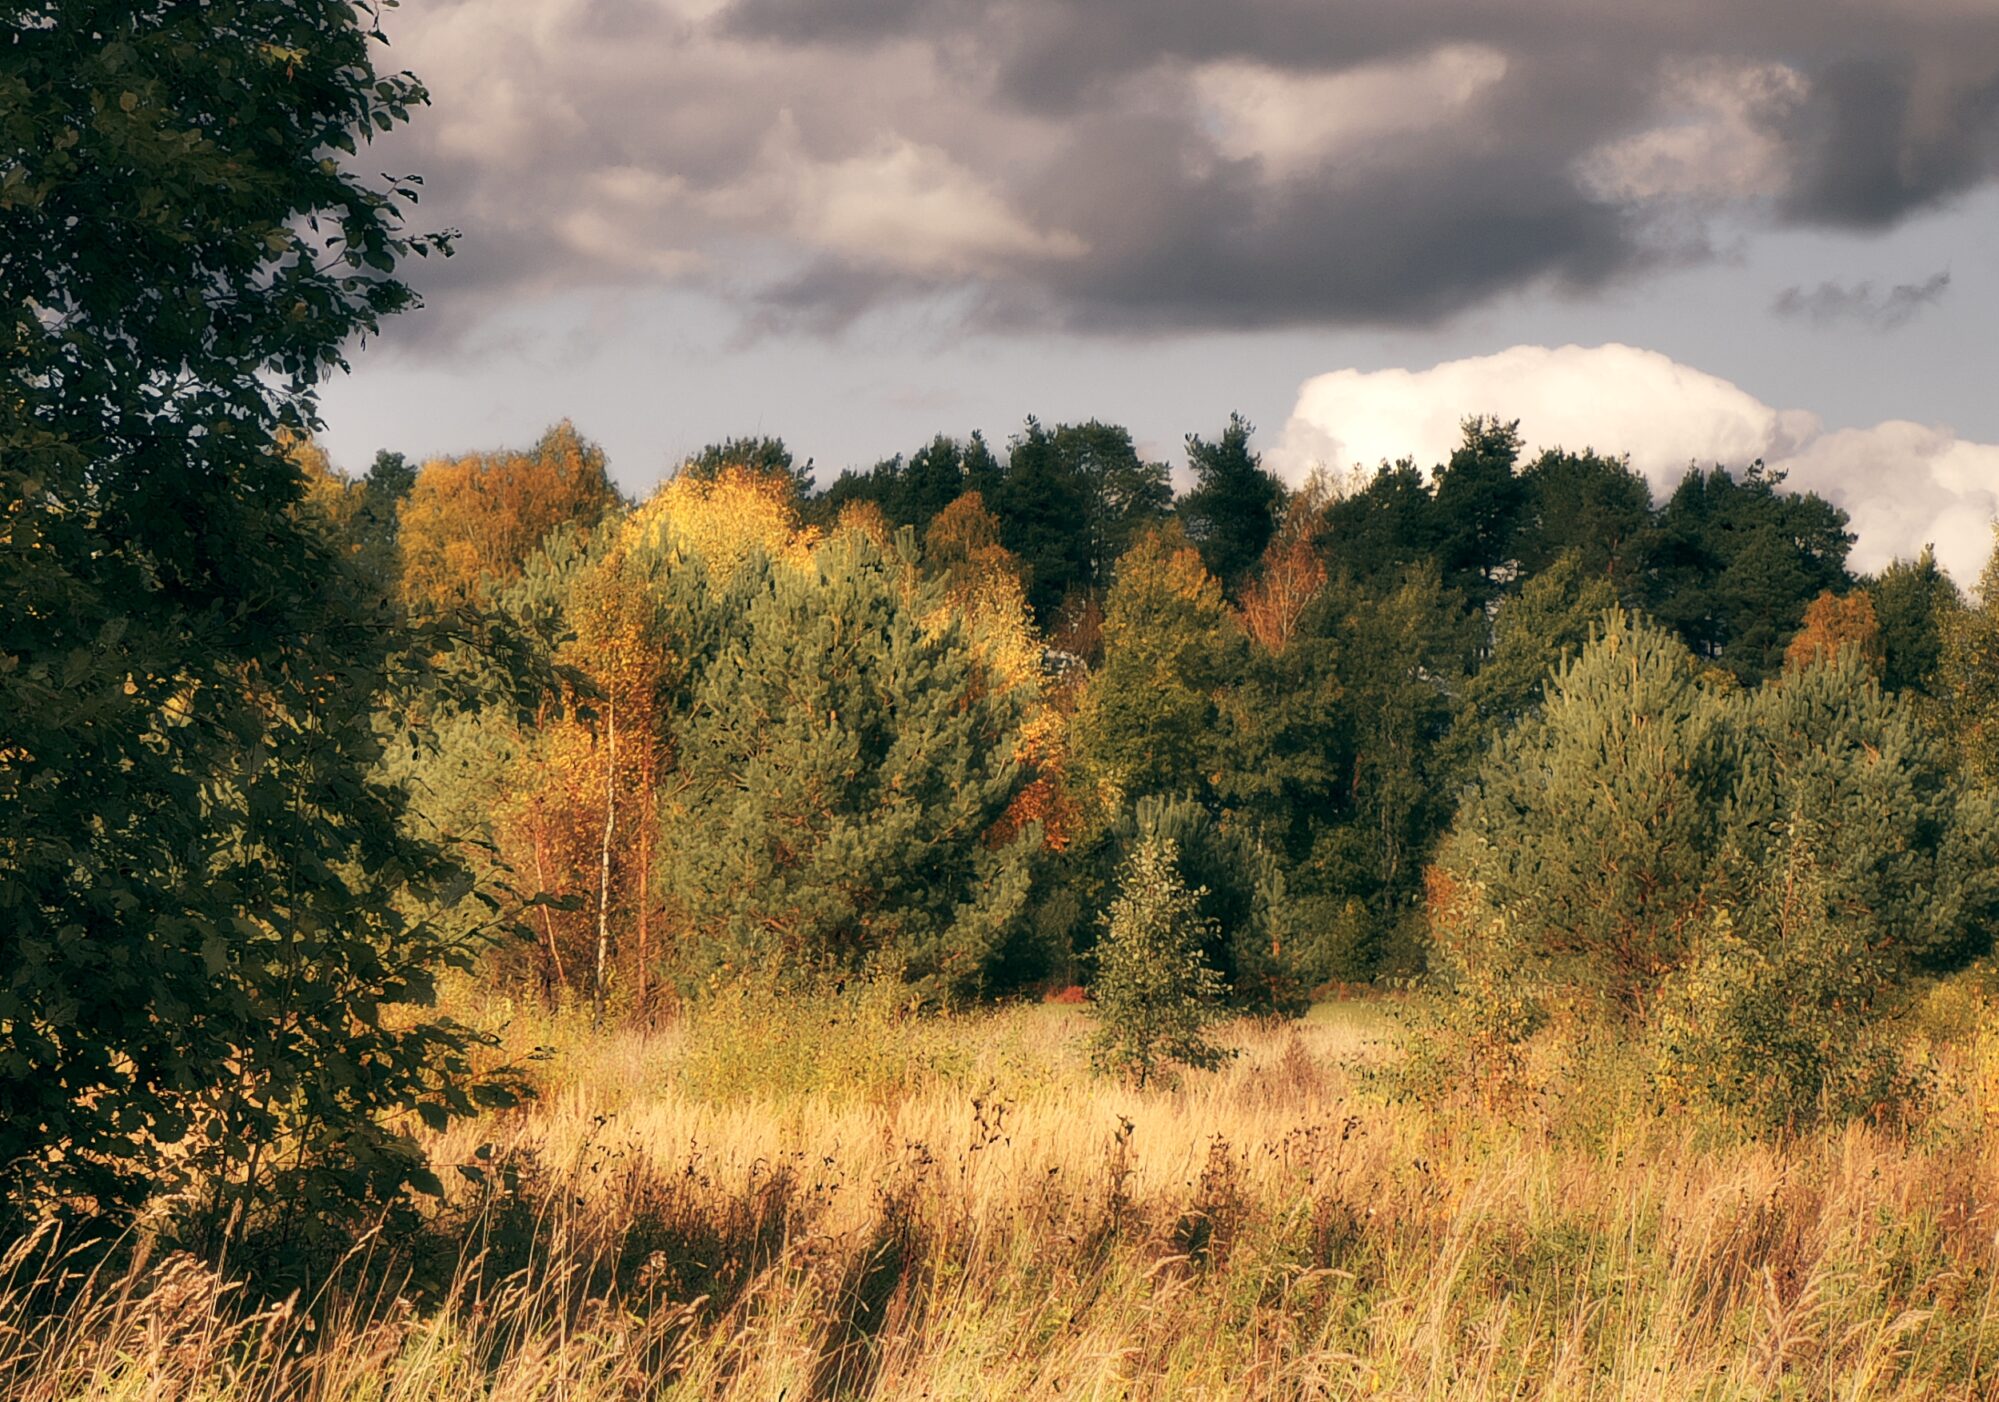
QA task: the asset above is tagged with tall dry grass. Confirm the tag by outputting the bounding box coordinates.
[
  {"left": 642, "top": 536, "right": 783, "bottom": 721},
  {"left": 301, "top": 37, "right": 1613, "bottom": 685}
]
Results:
[{"left": 7, "top": 994, "right": 1999, "bottom": 1400}]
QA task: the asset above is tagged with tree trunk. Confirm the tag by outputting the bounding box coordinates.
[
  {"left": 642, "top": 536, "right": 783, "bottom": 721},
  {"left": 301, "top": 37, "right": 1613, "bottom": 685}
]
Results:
[
  {"left": 593, "top": 700, "right": 617, "bottom": 1028},
  {"left": 531, "top": 823, "right": 566, "bottom": 1003}
]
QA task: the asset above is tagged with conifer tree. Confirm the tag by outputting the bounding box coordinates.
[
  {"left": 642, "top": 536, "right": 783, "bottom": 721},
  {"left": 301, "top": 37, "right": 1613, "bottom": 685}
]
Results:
[
  {"left": 1178, "top": 414, "right": 1286, "bottom": 593},
  {"left": 1440, "top": 610, "right": 1730, "bottom": 1011},
  {"left": 1087, "top": 836, "right": 1232, "bottom": 1088},
  {"left": 1869, "top": 547, "right": 1960, "bottom": 700},
  {"left": 1430, "top": 416, "right": 1527, "bottom": 610},
  {"left": 661, "top": 532, "right": 1034, "bottom": 1000},
  {"left": 1442, "top": 551, "right": 1619, "bottom": 780}
]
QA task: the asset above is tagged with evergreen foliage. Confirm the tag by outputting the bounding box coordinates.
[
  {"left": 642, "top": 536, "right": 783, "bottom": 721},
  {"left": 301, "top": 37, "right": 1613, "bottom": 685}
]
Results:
[
  {"left": 1071, "top": 525, "right": 1242, "bottom": 804},
  {"left": 661, "top": 532, "right": 1035, "bottom": 1000},
  {"left": 1447, "top": 608, "right": 1991, "bottom": 1040},
  {"left": 1942, "top": 529, "right": 1999, "bottom": 787},
  {"left": 994, "top": 418, "right": 1172, "bottom": 622},
  {"left": 1178, "top": 414, "right": 1286, "bottom": 592},
  {"left": 1642, "top": 465, "right": 1854, "bottom": 684},
  {"left": 1087, "top": 837, "right": 1233, "bottom": 1088},
  {"left": 1652, "top": 834, "right": 1913, "bottom": 1130},
  {"left": 1513, "top": 449, "right": 1655, "bottom": 589},
  {"left": 1430, "top": 416, "right": 1527, "bottom": 610},
  {"left": 680, "top": 435, "right": 812, "bottom": 496},
  {"left": 1868, "top": 547, "right": 1960, "bottom": 700},
  {"left": 1440, "top": 610, "right": 1730, "bottom": 1010}
]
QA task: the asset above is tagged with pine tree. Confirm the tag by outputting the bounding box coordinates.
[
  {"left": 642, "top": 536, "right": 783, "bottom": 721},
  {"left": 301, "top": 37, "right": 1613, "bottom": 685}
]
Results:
[
  {"left": 1440, "top": 610, "right": 1730, "bottom": 1011},
  {"left": 1514, "top": 448, "right": 1655, "bottom": 590},
  {"left": 1431, "top": 416, "right": 1527, "bottom": 610},
  {"left": 661, "top": 532, "right": 1034, "bottom": 1000},
  {"left": 1178, "top": 414, "right": 1286, "bottom": 593},
  {"left": 1442, "top": 608, "right": 1999, "bottom": 1023},
  {"left": 1087, "top": 836, "right": 1232, "bottom": 1087},
  {"left": 1442, "top": 551, "right": 1619, "bottom": 781}
]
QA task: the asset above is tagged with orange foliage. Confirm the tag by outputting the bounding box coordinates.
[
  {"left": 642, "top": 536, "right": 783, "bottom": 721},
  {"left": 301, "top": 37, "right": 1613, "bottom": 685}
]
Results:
[
  {"left": 832, "top": 498, "right": 896, "bottom": 550},
  {"left": 1784, "top": 589, "right": 1884, "bottom": 675},
  {"left": 626, "top": 464, "right": 817, "bottom": 579},
  {"left": 1237, "top": 534, "right": 1327, "bottom": 652},
  {"left": 398, "top": 421, "right": 616, "bottom": 607}
]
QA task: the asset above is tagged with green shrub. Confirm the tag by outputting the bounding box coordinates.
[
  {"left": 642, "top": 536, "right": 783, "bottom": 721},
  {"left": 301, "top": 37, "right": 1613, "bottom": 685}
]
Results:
[{"left": 1650, "top": 838, "right": 1917, "bottom": 1131}]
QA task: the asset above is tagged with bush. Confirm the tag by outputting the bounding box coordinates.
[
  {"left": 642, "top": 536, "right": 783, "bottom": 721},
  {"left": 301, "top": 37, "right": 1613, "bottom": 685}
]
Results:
[{"left": 1650, "top": 837, "right": 1916, "bottom": 1131}]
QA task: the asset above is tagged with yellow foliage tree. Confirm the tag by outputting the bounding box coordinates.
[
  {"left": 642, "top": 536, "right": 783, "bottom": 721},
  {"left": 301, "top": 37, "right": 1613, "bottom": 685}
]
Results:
[
  {"left": 625, "top": 464, "right": 818, "bottom": 580},
  {"left": 398, "top": 421, "right": 617, "bottom": 608}
]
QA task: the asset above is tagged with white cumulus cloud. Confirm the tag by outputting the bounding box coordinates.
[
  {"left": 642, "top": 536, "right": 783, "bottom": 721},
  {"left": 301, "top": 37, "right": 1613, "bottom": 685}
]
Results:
[{"left": 1274, "top": 343, "right": 1999, "bottom": 581}]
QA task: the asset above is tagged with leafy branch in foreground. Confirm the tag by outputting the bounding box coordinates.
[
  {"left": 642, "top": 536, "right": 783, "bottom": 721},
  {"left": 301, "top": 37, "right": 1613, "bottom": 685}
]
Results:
[{"left": 1, "top": 0, "right": 518, "bottom": 1232}]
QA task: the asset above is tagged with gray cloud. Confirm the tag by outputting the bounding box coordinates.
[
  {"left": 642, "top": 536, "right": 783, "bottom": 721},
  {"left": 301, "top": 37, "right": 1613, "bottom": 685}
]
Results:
[
  {"left": 370, "top": 0, "right": 1999, "bottom": 343},
  {"left": 1771, "top": 270, "right": 1954, "bottom": 329}
]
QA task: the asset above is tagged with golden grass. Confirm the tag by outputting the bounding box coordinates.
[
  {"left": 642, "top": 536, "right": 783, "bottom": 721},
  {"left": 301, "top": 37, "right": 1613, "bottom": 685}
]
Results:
[{"left": 8, "top": 996, "right": 1999, "bottom": 1400}]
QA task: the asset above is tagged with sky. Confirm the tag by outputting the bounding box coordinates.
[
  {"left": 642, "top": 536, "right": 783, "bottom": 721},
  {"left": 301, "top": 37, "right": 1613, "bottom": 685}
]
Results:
[{"left": 320, "top": 0, "right": 1999, "bottom": 580}]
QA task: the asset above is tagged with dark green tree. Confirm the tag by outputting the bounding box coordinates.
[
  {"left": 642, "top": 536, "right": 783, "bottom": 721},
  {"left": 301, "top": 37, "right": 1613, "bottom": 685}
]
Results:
[
  {"left": 2, "top": 0, "right": 515, "bottom": 1224},
  {"left": 1869, "top": 547, "right": 1961, "bottom": 700},
  {"left": 1178, "top": 413, "right": 1286, "bottom": 593},
  {"left": 1114, "top": 795, "right": 1297, "bottom": 1013},
  {"left": 660, "top": 533, "right": 1035, "bottom": 1001},
  {"left": 1441, "top": 551, "right": 1619, "bottom": 781},
  {"left": 1642, "top": 464, "right": 1853, "bottom": 684},
  {"left": 1314, "top": 460, "right": 1439, "bottom": 591},
  {"left": 1514, "top": 448, "right": 1654, "bottom": 591},
  {"left": 996, "top": 418, "right": 1171, "bottom": 621},
  {"left": 1430, "top": 416, "right": 1527, "bottom": 610},
  {"left": 681, "top": 434, "right": 812, "bottom": 495}
]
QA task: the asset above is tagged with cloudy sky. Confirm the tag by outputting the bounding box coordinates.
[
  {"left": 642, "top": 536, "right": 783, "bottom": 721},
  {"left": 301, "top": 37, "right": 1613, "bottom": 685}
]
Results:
[{"left": 320, "top": 0, "right": 1999, "bottom": 578}]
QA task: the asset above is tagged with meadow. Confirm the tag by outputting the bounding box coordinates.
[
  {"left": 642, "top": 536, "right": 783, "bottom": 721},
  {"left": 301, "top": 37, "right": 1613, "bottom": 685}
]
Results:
[{"left": 9, "top": 986, "right": 1999, "bottom": 1401}]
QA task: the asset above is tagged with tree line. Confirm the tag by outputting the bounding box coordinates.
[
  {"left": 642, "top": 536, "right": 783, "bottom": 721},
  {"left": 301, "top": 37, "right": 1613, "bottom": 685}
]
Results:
[{"left": 303, "top": 411, "right": 1997, "bottom": 1034}]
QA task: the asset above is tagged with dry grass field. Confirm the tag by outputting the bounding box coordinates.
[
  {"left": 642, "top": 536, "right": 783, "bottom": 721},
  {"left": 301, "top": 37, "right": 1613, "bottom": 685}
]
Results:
[{"left": 9, "top": 988, "right": 1999, "bottom": 1400}]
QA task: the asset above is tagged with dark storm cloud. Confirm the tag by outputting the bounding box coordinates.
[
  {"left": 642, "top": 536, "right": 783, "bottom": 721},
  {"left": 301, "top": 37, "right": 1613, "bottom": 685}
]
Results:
[
  {"left": 1779, "top": 59, "right": 1999, "bottom": 226},
  {"left": 375, "top": 0, "right": 1999, "bottom": 341},
  {"left": 1771, "top": 270, "right": 1953, "bottom": 330}
]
